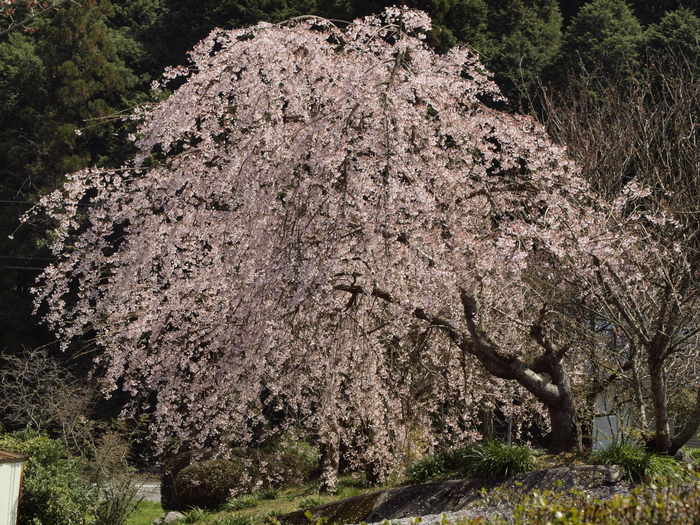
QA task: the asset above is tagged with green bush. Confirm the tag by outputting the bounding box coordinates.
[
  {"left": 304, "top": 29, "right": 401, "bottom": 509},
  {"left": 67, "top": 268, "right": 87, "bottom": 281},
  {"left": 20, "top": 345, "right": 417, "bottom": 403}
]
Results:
[
  {"left": 175, "top": 439, "right": 319, "bottom": 510},
  {"left": 592, "top": 442, "right": 690, "bottom": 483},
  {"left": 223, "top": 493, "right": 259, "bottom": 511},
  {"left": 258, "top": 488, "right": 279, "bottom": 500},
  {"left": 461, "top": 441, "right": 536, "bottom": 479},
  {"left": 406, "top": 442, "right": 535, "bottom": 482},
  {"left": 176, "top": 459, "right": 247, "bottom": 509},
  {"left": 591, "top": 442, "right": 648, "bottom": 482},
  {"left": 0, "top": 430, "right": 97, "bottom": 525},
  {"left": 404, "top": 446, "right": 474, "bottom": 482},
  {"left": 405, "top": 451, "right": 451, "bottom": 483}
]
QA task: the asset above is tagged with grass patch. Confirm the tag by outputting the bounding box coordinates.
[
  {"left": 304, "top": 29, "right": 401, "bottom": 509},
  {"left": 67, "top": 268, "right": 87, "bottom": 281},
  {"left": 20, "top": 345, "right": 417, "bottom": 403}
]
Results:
[
  {"left": 126, "top": 500, "right": 164, "bottom": 525},
  {"left": 182, "top": 507, "right": 214, "bottom": 523},
  {"left": 591, "top": 442, "right": 691, "bottom": 483},
  {"left": 155, "top": 476, "right": 382, "bottom": 525},
  {"left": 223, "top": 494, "right": 260, "bottom": 511}
]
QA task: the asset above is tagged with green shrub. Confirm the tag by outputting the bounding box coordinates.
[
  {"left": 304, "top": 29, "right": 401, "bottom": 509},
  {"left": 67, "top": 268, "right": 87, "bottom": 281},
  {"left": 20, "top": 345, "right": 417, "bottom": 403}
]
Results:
[
  {"left": 0, "top": 430, "right": 97, "bottom": 525},
  {"left": 405, "top": 452, "right": 451, "bottom": 483},
  {"left": 223, "top": 493, "right": 259, "bottom": 511},
  {"left": 297, "top": 496, "right": 323, "bottom": 510},
  {"left": 175, "top": 438, "right": 318, "bottom": 510},
  {"left": 645, "top": 454, "right": 691, "bottom": 483},
  {"left": 406, "top": 442, "right": 535, "bottom": 483},
  {"left": 257, "top": 488, "right": 279, "bottom": 500},
  {"left": 591, "top": 442, "right": 648, "bottom": 482},
  {"left": 176, "top": 459, "right": 247, "bottom": 509},
  {"left": 181, "top": 506, "right": 212, "bottom": 523},
  {"left": 592, "top": 442, "right": 690, "bottom": 483},
  {"left": 461, "top": 441, "right": 536, "bottom": 479}
]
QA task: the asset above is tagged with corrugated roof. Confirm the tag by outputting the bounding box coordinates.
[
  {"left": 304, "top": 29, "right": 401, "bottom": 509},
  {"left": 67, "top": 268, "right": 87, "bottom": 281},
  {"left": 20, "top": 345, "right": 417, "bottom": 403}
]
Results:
[{"left": 0, "top": 450, "right": 26, "bottom": 463}]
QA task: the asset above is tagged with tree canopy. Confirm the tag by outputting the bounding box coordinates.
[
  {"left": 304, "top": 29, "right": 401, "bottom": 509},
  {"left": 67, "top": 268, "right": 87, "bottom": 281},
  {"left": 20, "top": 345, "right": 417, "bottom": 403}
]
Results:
[{"left": 29, "top": 10, "right": 648, "bottom": 485}]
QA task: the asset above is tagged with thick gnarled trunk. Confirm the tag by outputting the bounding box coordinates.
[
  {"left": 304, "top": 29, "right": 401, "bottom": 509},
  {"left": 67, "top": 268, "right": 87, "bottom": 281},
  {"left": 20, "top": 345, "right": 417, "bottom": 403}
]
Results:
[{"left": 547, "top": 392, "right": 580, "bottom": 452}]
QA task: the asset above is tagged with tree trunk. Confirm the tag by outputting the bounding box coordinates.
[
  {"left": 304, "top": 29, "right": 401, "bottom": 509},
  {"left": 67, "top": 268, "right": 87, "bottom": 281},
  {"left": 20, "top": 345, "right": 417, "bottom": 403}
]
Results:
[
  {"left": 546, "top": 379, "right": 581, "bottom": 452},
  {"left": 481, "top": 405, "right": 495, "bottom": 440},
  {"left": 648, "top": 356, "right": 672, "bottom": 452}
]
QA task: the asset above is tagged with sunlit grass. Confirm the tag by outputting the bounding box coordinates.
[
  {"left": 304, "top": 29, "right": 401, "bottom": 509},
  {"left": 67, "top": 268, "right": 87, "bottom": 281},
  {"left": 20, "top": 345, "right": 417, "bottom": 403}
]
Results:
[
  {"left": 127, "top": 500, "right": 164, "bottom": 525},
  {"left": 153, "top": 475, "right": 381, "bottom": 525}
]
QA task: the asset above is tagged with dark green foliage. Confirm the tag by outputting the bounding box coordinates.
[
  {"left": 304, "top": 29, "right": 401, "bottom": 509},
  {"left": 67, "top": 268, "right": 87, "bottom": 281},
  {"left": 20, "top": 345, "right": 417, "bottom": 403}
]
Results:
[
  {"left": 405, "top": 445, "right": 475, "bottom": 482},
  {"left": 480, "top": 0, "right": 562, "bottom": 106},
  {"left": 406, "top": 451, "right": 452, "bottom": 483},
  {"left": 406, "top": 441, "right": 535, "bottom": 482},
  {"left": 259, "top": 488, "right": 280, "bottom": 500},
  {"left": 591, "top": 442, "right": 653, "bottom": 483},
  {"left": 460, "top": 441, "right": 536, "bottom": 479},
  {"left": 0, "top": 0, "right": 149, "bottom": 356},
  {"left": 628, "top": 0, "right": 699, "bottom": 25},
  {"left": 0, "top": 430, "right": 97, "bottom": 525},
  {"left": 175, "top": 442, "right": 318, "bottom": 509},
  {"left": 591, "top": 442, "right": 691, "bottom": 483},
  {"left": 176, "top": 459, "right": 249, "bottom": 509},
  {"left": 558, "top": 0, "right": 644, "bottom": 80},
  {"left": 690, "top": 448, "right": 700, "bottom": 464},
  {"left": 643, "top": 8, "right": 700, "bottom": 69}
]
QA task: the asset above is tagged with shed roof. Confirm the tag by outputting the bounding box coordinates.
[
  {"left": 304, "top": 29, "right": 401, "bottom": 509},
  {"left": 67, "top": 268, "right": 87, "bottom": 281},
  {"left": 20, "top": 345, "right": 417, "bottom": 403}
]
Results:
[{"left": 0, "top": 450, "right": 26, "bottom": 463}]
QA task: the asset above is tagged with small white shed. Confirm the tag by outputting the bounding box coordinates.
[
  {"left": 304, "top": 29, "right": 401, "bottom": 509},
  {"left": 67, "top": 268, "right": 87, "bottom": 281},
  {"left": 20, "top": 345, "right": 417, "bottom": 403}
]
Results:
[{"left": 0, "top": 451, "right": 25, "bottom": 525}]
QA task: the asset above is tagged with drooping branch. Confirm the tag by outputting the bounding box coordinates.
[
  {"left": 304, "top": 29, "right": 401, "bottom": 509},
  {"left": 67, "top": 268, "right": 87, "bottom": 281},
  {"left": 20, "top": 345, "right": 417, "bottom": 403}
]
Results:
[{"left": 337, "top": 283, "right": 566, "bottom": 407}]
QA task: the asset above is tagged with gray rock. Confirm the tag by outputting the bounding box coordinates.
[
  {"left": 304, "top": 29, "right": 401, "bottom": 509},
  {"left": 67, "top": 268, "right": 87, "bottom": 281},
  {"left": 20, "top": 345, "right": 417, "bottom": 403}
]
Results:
[
  {"left": 152, "top": 511, "right": 185, "bottom": 524},
  {"left": 674, "top": 448, "right": 693, "bottom": 465},
  {"left": 605, "top": 465, "right": 623, "bottom": 484}
]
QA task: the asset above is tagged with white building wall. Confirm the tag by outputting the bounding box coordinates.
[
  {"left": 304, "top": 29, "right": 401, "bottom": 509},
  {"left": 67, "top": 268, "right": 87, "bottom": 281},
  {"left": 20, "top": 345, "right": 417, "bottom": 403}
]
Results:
[{"left": 0, "top": 462, "right": 23, "bottom": 525}]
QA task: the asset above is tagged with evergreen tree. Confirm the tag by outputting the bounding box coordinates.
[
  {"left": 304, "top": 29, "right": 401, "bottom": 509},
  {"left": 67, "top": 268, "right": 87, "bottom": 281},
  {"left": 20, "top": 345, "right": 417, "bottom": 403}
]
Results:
[
  {"left": 627, "top": 0, "right": 699, "bottom": 25},
  {"left": 0, "top": 0, "right": 145, "bottom": 352},
  {"left": 480, "top": 0, "right": 562, "bottom": 106},
  {"left": 643, "top": 8, "right": 700, "bottom": 69},
  {"left": 558, "top": 0, "right": 644, "bottom": 81}
]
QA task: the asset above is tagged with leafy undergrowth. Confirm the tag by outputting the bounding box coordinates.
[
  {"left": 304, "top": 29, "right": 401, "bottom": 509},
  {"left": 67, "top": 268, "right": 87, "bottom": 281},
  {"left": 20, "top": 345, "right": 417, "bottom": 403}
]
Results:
[
  {"left": 496, "top": 479, "right": 700, "bottom": 524},
  {"left": 406, "top": 442, "right": 542, "bottom": 483}
]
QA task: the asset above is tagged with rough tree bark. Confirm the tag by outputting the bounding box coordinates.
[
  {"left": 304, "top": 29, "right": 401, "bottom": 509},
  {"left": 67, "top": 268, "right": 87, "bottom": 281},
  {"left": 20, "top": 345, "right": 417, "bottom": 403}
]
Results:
[{"left": 335, "top": 284, "right": 583, "bottom": 452}]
